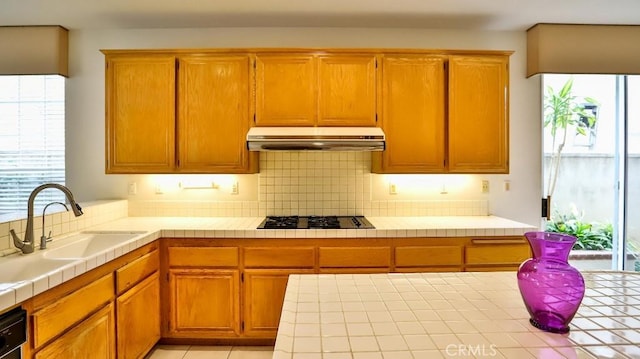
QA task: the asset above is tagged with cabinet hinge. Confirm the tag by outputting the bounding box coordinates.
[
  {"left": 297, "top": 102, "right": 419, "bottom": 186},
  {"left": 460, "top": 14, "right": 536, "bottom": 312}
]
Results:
[
  {"left": 375, "top": 57, "right": 378, "bottom": 69},
  {"left": 166, "top": 273, "right": 170, "bottom": 281},
  {"left": 241, "top": 272, "right": 244, "bottom": 282},
  {"left": 375, "top": 113, "right": 378, "bottom": 123},
  {"left": 253, "top": 59, "right": 257, "bottom": 69},
  {"left": 253, "top": 114, "right": 256, "bottom": 123},
  {"left": 241, "top": 321, "right": 245, "bottom": 331}
]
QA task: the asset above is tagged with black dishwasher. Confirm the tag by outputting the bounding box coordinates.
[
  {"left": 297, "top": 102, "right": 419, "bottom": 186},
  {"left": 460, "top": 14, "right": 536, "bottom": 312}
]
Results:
[{"left": 0, "top": 307, "right": 27, "bottom": 359}]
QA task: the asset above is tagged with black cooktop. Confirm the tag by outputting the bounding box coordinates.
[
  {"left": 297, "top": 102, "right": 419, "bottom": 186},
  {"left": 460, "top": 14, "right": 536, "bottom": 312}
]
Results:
[{"left": 257, "top": 216, "right": 375, "bottom": 229}]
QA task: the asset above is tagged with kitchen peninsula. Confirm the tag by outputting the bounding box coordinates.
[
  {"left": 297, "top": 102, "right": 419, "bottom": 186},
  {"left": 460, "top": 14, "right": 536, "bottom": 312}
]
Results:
[{"left": 273, "top": 271, "right": 640, "bottom": 358}]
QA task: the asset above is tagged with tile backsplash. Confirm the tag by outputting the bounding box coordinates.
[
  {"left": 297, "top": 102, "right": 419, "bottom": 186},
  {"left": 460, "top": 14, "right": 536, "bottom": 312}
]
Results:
[
  {"left": 128, "top": 152, "right": 489, "bottom": 218},
  {"left": 0, "top": 153, "right": 490, "bottom": 252}
]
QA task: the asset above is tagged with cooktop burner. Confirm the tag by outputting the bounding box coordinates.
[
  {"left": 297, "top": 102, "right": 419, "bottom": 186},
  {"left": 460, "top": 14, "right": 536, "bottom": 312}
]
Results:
[
  {"left": 307, "top": 216, "right": 340, "bottom": 229},
  {"left": 261, "top": 216, "right": 300, "bottom": 229},
  {"left": 258, "top": 216, "right": 374, "bottom": 229}
]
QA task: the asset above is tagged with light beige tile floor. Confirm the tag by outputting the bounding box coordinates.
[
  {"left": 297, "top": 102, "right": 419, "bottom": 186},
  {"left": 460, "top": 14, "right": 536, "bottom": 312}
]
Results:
[{"left": 145, "top": 345, "right": 274, "bottom": 359}]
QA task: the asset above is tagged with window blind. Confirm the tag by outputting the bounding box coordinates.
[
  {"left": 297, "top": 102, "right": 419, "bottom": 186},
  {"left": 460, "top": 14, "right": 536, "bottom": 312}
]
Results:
[{"left": 0, "top": 75, "right": 65, "bottom": 215}]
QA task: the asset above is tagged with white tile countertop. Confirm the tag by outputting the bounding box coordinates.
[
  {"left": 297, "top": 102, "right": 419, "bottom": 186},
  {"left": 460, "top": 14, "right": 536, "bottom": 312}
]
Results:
[
  {"left": 88, "top": 215, "right": 535, "bottom": 239},
  {"left": 273, "top": 271, "right": 640, "bottom": 359},
  {"left": 0, "top": 215, "right": 535, "bottom": 313}
]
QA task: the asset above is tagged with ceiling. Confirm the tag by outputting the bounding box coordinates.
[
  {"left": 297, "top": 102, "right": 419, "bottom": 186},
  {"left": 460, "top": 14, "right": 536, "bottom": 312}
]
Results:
[{"left": 1, "top": 0, "right": 640, "bottom": 31}]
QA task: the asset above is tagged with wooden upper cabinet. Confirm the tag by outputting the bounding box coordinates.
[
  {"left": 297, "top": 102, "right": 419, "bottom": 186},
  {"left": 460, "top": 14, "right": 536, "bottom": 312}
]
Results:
[
  {"left": 255, "top": 53, "right": 377, "bottom": 126},
  {"left": 104, "top": 51, "right": 257, "bottom": 174},
  {"left": 177, "top": 55, "right": 256, "bottom": 173},
  {"left": 317, "top": 55, "right": 377, "bottom": 126},
  {"left": 255, "top": 54, "right": 316, "bottom": 126},
  {"left": 448, "top": 55, "right": 509, "bottom": 173},
  {"left": 105, "top": 55, "right": 176, "bottom": 173},
  {"left": 373, "top": 55, "right": 446, "bottom": 173}
]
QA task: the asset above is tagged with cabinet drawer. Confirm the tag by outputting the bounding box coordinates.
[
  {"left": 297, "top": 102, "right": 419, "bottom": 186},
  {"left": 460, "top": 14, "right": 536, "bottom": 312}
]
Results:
[
  {"left": 168, "top": 247, "right": 239, "bottom": 267},
  {"left": 395, "top": 246, "right": 463, "bottom": 267},
  {"left": 318, "top": 247, "right": 390, "bottom": 268},
  {"left": 116, "top": 249, "right": 159, "bottom": 294},
  {"left": 34, "top": 302, "right": 116, "bottom": 359},
  {"left": 466, "top": 239, "right": 530, "bottom": 265},
  {"left": 32, "top": 274, "right": 113, "bottom": 349},
  {"left": 244, "top": 247, "right": 315, "bottom": 268}
]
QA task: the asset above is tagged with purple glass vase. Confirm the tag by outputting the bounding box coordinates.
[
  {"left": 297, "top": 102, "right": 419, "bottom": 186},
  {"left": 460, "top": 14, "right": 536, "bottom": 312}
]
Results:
[{"left": 517, "top": 231, "right": 585, "bottom": 334}]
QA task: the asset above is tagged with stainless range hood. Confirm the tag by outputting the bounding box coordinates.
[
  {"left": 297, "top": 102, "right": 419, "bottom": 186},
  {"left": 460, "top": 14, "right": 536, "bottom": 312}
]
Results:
[{"left": 246, "top": 127, "right": 385, "bottom": 151}]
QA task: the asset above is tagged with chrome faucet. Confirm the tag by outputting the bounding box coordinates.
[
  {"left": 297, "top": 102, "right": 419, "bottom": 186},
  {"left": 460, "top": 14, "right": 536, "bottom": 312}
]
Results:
[
  {"left": 9, "top": 183, "right": 83, "bottom": 254},
  {"left": 40, "top": 201, "right": 69, "bottom": 250}
]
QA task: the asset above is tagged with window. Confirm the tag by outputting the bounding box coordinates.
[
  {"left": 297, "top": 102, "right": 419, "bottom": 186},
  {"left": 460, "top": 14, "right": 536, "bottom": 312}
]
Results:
[{"left": 0, "top": 75, "right": 65, "bottom": 215}]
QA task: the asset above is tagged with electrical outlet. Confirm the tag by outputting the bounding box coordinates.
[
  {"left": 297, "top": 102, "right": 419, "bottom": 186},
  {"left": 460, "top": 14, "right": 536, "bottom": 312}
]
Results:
[
  {"left": 128, "top": 182, "right": 137, "bottom": 195},
  {"left": 389, "top": 183, "right": 397, "bottom": 195},
  {"left": 504, "top": 180, "right": 511, "bottom": 191},
  {"left": 481, "top": 180, "right": 490, "bottom": 193},
  {"left": 231, "top": 181, "right": 239, "bottom": 195}
]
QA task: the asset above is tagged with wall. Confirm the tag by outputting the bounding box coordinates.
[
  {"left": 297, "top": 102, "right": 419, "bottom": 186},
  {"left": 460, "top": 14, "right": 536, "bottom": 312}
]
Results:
[
  {"left": 65, "top": 27, "right": 541, "bottom": 226},
  {"left": 125, "top": 151, "right": 489, "bottom": 217}
]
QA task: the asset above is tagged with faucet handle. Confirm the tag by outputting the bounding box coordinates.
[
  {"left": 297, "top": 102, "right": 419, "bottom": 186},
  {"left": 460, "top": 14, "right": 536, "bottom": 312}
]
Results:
[{"left": 40, "top": 231, "right": 53, "bottom": 242}]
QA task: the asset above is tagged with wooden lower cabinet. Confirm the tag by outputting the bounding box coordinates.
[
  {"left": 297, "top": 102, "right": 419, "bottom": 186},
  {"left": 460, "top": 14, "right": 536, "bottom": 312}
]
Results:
[
  {"left": 154, "top": 236, "right": 529, "bottom": 343},
  {"left": 394, "top": 245, "right": 464, "bottom": 272},
  {"left": 116, "top": 272, "right": 161, "bottom": 359},
  {"left": 465, "top": 237, "right": 531, "bottom": 271},
  {"left": 31, "top": 274, "right": 113, "bottom": 349},
  {"left": 318, "top": 246, "right": 391, "bottom": 270},
  {"left": 167, "top": 269, "right": 240, "bottom": 338},
  {"left": 243, "top": 269, "right": 314, "bottom": 338},
  {"left": 35, "top": 303, "right": 116, "bottom": 359}
]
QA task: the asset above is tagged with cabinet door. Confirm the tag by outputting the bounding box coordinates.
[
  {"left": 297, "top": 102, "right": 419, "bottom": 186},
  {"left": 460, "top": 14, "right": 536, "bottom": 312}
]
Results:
[
  {"left": 373, "top": 55, "right": 446, "bottom": 173},
  {"left": 317, "top": 54, "right": 377, "bottom": 126},
  {"left": 448, "top": 55, "right": 509, "bottom": 173},
  {"left": 167, "top": 269, "right": 240, "bottom": 337},
  {"left": 116, "top": 272, "right": 160, "bottom": 359},
  {"left": 105, "top": 55, "right": 176, "bottom": 173},
  {"left": 255, "top": 54, "right": 316, "bottom": 126},
  {"left": 35, "top": 303, "right": 116, "bottom": 359},
  {"left": 243, "top": 269, "right": 314, "bottom": 338},
  {"left": 178, "top": 55, "right": 257, "bottom": 173}
]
